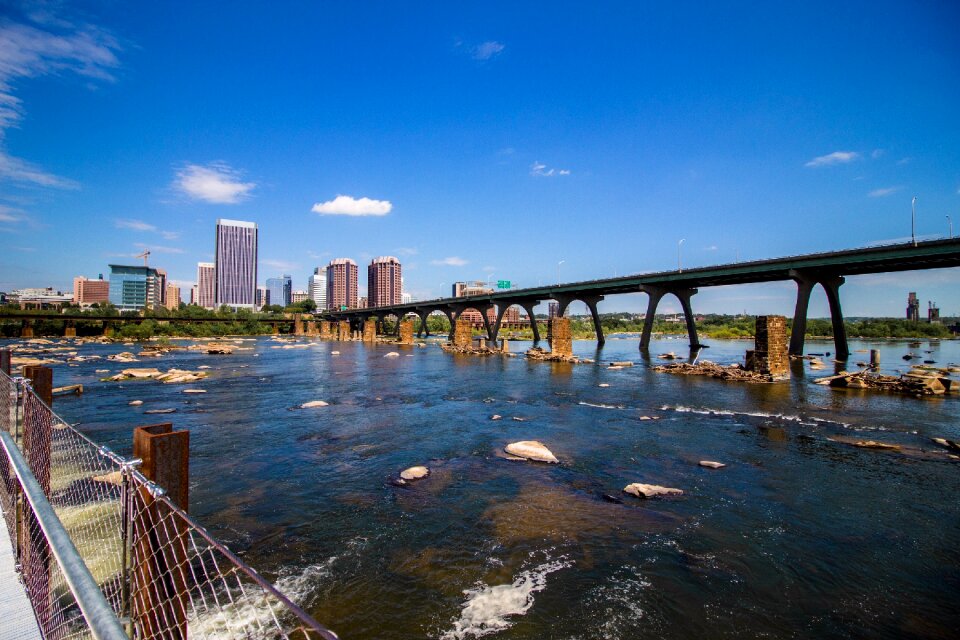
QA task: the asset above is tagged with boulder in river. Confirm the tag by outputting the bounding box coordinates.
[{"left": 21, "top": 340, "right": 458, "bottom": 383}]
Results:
[
  {"left": 504, "top": 441, "right": 559, "bottom": 464},
  {"left": 699, "top": 460, "right": 726, "bottom": 469},
  {"left": 128, "top": 400, "right": 143, "bottom": 406},
  {"left": 932, "top": 437, "right": 960, "bottom": 452},
  {"left": 623, "top": 483, "right": 684, "bottom": 499},
  {"left": 384, "top": 352, "right": 400, "bottom": 358},
  {"left": 400, "top": 466, "right": 430, "bottom": 481},
  {"left": 301, "top": 400, "right": 329, "bottom": 408},
  {"left": 491, "top": 414, "right": 502, "bottom": 421}
]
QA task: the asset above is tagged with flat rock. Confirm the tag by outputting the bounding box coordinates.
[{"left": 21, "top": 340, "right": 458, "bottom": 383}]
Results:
[
  {"left": 301, "top": 400, "right": 329, "bottom": 408},
  {"left": 183, "top": 389, "right": 207, "bottom": 394},
  {"left": 504, "top": 441, "right": 559, "bottom": 464},
  {"left": 699, "top": 460, "right": 726, "bottom": 469},
  {"left": 400, "top": 465, "right": 430, "bottom": 481},
  {"left": 623, "top": 483, "right": 684, "bottom": 499},
  {"left": 853, "top": 440, "right": 901, "bottom": 450},
  {"left": 598, "top": 383, "right": 610, "bottom": 388},
  {"left": 490, "top": 414, "right": 502, "bottom": 420},
  {"left": 384, "top": 352, "right": 400, "bottom": 358},
  {"left": 128, "top": 400, "right": 143, "bottom": 406},
  {"left": 932, "top": 437, "right": 960, "bottom": 452},
  {"left": 145, "top": 408, "right": 177, "bottom": 414}
]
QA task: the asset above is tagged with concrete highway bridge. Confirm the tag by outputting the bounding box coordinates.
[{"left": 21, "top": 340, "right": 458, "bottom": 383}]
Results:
[{"left": 322, "top": 239, "right": 960, "bottom": 361}]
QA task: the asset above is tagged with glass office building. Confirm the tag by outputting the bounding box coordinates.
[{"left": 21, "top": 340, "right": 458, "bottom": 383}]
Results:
[
  {"left": 266, "top": 274, "right": 292, "bottom": 308},
  {"left": 109, "top": 265, "right": 161, "bottom": 312}
]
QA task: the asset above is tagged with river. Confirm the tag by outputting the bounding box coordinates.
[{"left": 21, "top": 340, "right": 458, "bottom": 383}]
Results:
[{"left": 10, "top": 334, "right": 960, "bottom": 639}]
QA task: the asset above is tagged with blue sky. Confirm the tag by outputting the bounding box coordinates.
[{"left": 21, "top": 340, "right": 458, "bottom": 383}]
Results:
[{"left": 1, "top": 1, "right": 959, "bottom": 316}]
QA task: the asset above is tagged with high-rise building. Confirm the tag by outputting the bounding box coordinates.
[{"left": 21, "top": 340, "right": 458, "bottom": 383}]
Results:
[
  {"left": 453, "top": 281, "right": 492, "bottom": 298},
  {"left": 928, "top": 301, "right": 940, "bottom": 323},
  {"left": 326, "top": 258, "right": 358, "bottom": 310},
  {"left": 72, "top": 275, "right": 110, "bottom": 305},
  {"left": 308, "top": 268, "right": 327, "bottom": 310},
  {"left": 367, "top": 256, "right": 402, "bottom": 307},
  {"left": 214, "top": 219, "right": 258, "bottom": 310},
  {"left": 197, "top": 262, "right": 216, "bottom": 309},
  {"left": 907, "top": 292, "right": 920, "bottom": 321},
  {"left": 358, "top": 296, "right": 368, "bottom": 309},
  {"left": 401, "top": 292, "right": 413, "bottom": 304},
  {"left": 108, "top": 265, "right": 162, "bottom": 312},
  {"left": 165, "top": 284, "right": 181, "bottom": 310},
  {"left": 266, "top": 275, "right": 292, "bottom": 308},
  {"left": 548, "top": 302, "right": 560, "bottom": 318},
  {"left": 256, "top": 286, "right": 267, "bottom": 309},
  {"left": 291, "top": 290, "right": 308, "bottom": 304},
  {"left": 190, "top": 285, "right": 198, "bottom": 305},
  {"left": 155, "top": 269, "right": 168, "bottom": 307}
]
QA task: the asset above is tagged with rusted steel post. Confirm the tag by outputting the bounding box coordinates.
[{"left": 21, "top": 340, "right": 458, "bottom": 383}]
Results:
[
  {"left": 20, "top": 366, "right": 54, "bottom": 633},
  {"left": 0, "top": 348, "right": 10, "bottom": 375},
  {"left": 131, "top": 423, "right": 189, "bottom": 640}
]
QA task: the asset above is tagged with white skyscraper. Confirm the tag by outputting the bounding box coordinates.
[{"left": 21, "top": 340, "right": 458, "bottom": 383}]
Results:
[
  {"left": 196, "top": 262, "right": 215, "bottom": 309},
  {"left": 308, "top": 267, "right": 327, "bottom": 309},
  {"left": 214, "top": 219, "right": 258, "bottom": 310}
]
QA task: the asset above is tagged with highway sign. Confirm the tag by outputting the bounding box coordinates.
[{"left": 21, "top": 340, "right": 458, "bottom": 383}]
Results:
[{"left": 497, "top": 280, "right": 511, "bottom": 289}]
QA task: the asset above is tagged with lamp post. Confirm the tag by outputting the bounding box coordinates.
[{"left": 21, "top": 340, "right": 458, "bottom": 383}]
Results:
[
  {"left": 911, "top": 196, "right": 917, "bottom": 246},
  {"left": 948, "top": 215, "right": 953, "bottom": 239},
  {"left": 557, "top": 260, "right": 565, "bottom": 285},
  {"left": 678, "top": 239, "right": 686, "bottom": 272}
]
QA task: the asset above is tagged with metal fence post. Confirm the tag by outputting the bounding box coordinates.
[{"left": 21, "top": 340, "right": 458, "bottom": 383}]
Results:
[
  {"left": 0, "top": 348, "right": 11, "bottom": 375},
  {"left": 131, "top": 423, "right": 189, "bottom": 640}
]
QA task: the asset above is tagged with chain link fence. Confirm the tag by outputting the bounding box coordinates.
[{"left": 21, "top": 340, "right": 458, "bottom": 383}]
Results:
[{"left": 0, "top": 368, "right": 338, "bottom": 640}]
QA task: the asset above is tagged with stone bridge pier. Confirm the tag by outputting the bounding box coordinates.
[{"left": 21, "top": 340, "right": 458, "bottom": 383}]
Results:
[
  {"left": 554, "top": 294, "right": 605, "bottom": 346},
  {"left": 64, "top": 319, "right": 77, "bottom": 338}
]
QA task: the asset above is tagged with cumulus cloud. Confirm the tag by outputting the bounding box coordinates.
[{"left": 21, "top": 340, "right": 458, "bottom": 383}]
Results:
[
  {"left": 175, "top": 163, "right": 255, "bottom": 204},
  {"left": 430, "top": 257, "right": 468, "bottom": 267},
  {"left": 868, "top": 186, "right": 902, "bottom": 198},
  {"left": 804, "top": 151, "right": 861, "bottom": 167},
  {"left": 0, "top": 13, "right": 120, "bottom": 188},
  {"left": 395, "top": 247, "right": 418, "bottom": 256},
  {"left": 473, "top": 41, "right": 505, "bottom": 60},
  {"left": 530, "top": 161, "right": 571, "bottom": 177},
  {"left": 311, "top": 195, "right": 392, "bottom": 217}
]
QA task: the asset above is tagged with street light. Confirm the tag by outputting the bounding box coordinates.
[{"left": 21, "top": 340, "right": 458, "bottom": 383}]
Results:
[
  {"left": 911, "top": 196, "right": 917, "bottom": 246},
  {"left": 948, "top": 215, "right": 954, "bottom": 239},
  {"left": 678, "top": 239, "right": 686, "bottom": 272},
  {"left": 557, "top": 260, "right": 565, "bottom": 285}
]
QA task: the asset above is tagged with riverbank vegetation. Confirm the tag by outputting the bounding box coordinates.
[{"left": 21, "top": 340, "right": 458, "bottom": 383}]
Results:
[{"left": 1, "top": 304, "right": 955, "bottom": 340}]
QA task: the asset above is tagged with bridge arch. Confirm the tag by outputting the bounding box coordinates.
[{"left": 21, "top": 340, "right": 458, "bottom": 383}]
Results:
[
  {"left": 638, "top": 286, "right": 701, "bottom": 351},
  {"left": 489, "top": 300, "right": 543, "bottom": 344},
  {"left": 552, "top": 294, "right": 606, "bottom": 346}
]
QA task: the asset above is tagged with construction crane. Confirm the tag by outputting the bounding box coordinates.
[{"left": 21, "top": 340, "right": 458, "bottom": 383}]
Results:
[{"left": 135, "top": 249, "right": 150, "bottom": 267}]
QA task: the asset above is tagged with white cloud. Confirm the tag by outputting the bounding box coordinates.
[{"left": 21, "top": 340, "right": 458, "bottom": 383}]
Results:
[
  {"left": 395, "top": 247, "right": 418, "bottom": 256},
  {"left": 804, "top": 151, "right": 861, "bottom": 167},
  {"left": 115, "top": 218, "right": 156, "bottom": 232},
  {"left": 868, "top": 186, "right": 902, "bottom": 198},
  {"left": 530, "top": 161, "right": 571, "bottom": 177},
  {"left": 175, "top": 163, "right": 255, "bottom": 204},
  {"left": 0, "top": 15, "right": 119, "bottom": 188},
  {"left": 897, "top": 157, "right": 912, "bottom": 165},
  {"left": 0, "top": 204, "right": 24, "bottom": 222},
  {"left": 0, "top": 151, "right": 79, "bottom": 188},
  {"left": 431, "top": 257, "right": 468, "bottom": 267},
  {"left": 704, "top": 245, "right": 718, "bottom": 251},
  {"left": 871, "top": 149, "right": 884, "bottom": 159},
  {"left": 160, "top": 230, "right": 180, "bottom": 240},
  {"left": 311, "top": 195, "right": 392, "bottom": 217},
  {"left": 134, "top": 242, "right": 183, "bottom": 254},
  {"left": 262, "top": 259, "right": 299, "bottom": 271},
  {"left": 473, "top": 41, "right": 505, "bottom": 60}
]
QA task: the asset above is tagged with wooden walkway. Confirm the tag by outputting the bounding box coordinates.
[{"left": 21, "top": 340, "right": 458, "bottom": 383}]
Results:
[{"left": 0, "top": 513, "right": 41, "bottom": 640}]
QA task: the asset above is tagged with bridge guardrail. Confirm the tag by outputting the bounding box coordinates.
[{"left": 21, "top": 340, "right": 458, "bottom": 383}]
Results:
[{"left": 1, "top": 369, "right": 338, "bottom": 640}]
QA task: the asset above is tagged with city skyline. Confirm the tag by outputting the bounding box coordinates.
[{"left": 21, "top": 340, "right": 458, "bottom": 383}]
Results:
[{"left": 1, "top": 2, "right": 959, "bottom": 317}]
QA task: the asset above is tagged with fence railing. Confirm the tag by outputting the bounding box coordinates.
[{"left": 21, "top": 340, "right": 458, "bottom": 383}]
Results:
[{"left": 0, "top": 368, "right": 338, "bottom": 640}]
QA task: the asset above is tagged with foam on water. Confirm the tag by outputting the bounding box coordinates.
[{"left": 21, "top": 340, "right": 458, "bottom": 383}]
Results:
[
  {"left": 439, "top": 555, "right": 573, "bottom": 639},
  {"left": 662, "top": 404, "right": 851, "bottom": 428},
  {"left": 578, "top": 401, "right": 625, "bottom": 410}
]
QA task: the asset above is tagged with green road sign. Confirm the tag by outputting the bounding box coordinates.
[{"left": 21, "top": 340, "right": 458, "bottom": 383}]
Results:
[
  {"left": 341, "top": 305, "right": 348, "bottom": 311},
  {"left": 497, "top": 280, "right": 511, "bottom": 289}
]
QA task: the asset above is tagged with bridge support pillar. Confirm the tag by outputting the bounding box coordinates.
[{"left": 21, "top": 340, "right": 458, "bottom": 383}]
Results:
[
  {"left": 293, "top": 313, "right": 304, "bottom": 336},
  {"left": 102, "top": 321, "right": 113, "bottom": 337},
  {"left": 363, "top": 318, "right": 376, "bottom": 342},
  {"left": 550, "top": 317, "right": 573, "bottom": 357},
  {"left": 338, "top": 320, "right": 350, "bottom": 341},
  {"left": 520, "top": 302, "right": 541, "bottom": 343},
  {"left": 789, "top": 270, "right": 849, "bottom": 361},
  {"left": 416, "top": 311, "right": 431, "bottom": 337},
  {"left": 64, "top": 319, "right": 77, "bottom": 338},
  {"left": 453, "top": 318, "right": 473, "bottom": 349},
  {"left": 639, "top": 287, "right": 666, "bottom": 350},
  {"left": 319, "top": 321, "right": 333, "bottom": 338},
  {"left": 583, "top": 296, "right": 605, "bottom": 346},
  {"left": 399, "top": 320, "right": 415, "bottom": 345},
  {"left": 21, "top": 319, "right": 34, "bottom": 338},
  {"left": 674, "top": 288, "right": 702, "bottom": 350}
]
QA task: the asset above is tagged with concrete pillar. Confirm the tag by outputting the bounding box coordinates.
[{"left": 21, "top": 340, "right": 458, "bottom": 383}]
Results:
[
  {"left": 271, "top": 323, "right": 280, "bottom": 335},
  {"left": 639, "top": 287, "right": 666, "bottom": 350},
  {"left": 417, "top": 312, "right": 431, "bottom": 337},
  {"left": 64, "top": 319, "right": 77, "bottom": 338},
  {"left": 821, "top": 275, "right": 849, "bottom": 361},
  {"left": 337, "top": 321, "right": 350, "bottom": 340},
  {"left": 747, "top": 316, "right": 789, "bottom": 379},
  {"left": 21, "top": 319, "right": 34, "bottom": 338},
  {"left": 399, "top": 320, "right": 415, "bottom": 345},
  {"left": 453, "top": 318, "right": 473, "bottom": 349},
  {"left": 293, "top": 313, "right": 304, "bottom": 336},
  {"left": 500, "top": 339, "right": 509, "bottom": 353},
  {"left": 870, "top": 349, "right": 880, "bottom": 367},
  {"left": 550, "top": 317, "right": 573, "bottom": 357},
  {"left": 102, "top": 322, "right": 113, "bottom": 337},
  {"left": 584, "top": 297, "right": 605, "bottom": 346},
  {"left": 673, "top": 288, "right": 701, "bottom": 349},
  {"left": 521, "top": 303, "right": 541, "bottom": 343},
  {"left": 789, "top": 273, "right": 815, "bottom": 356},
  {"left": 363, "top": 318, "right": 377, "bottom": 342},
  {"left": 305, "top": 320, "right": 317, "bottom": 336}
]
